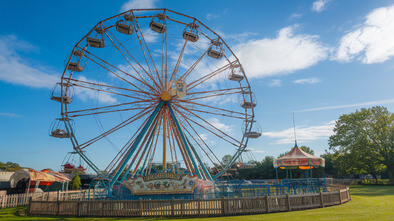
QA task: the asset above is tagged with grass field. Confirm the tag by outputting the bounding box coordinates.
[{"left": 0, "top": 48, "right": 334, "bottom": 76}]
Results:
[{"left": 0, "top": 185, "right": 393, "bottom": 220}]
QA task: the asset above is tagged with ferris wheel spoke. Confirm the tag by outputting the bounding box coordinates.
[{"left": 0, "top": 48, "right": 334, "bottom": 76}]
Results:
[
  {"left": 66, "top": 99, "right": 156, "bottom": 116},
  {"left": 177, "top": 99, "right": 250, "bottom": 118},
  {"left": 81, "top": 48, "right": 159, "bottom": 94},
  {"left": 185, "top": 87, "right": 246, "bottom": 102},
  {"left": 68, "top": 78, "right": 156, "bottom": 98},
  {"left": 180, "top": 118, "right": 222, "bottom": 167},
  {"left": 78, "top": 102, "right": 158, "bottom": 149},
  {"left": 105, "top": 114, "right": 150, "bottom": 174},
  {"left": 172, "top": 105, "right": 241, "bottom": 147},
  {"left": 173, "top": 104, "right": 241, "bottom": 145},
  {"left": 71, "top": 83, "right": 150, "bottom": 101},
  {"left": 169, "top": 20, "right": 198, "bottom": 83},
  {"left": 178, "top": 48, "right": 209, "bottom": 81},
  {"left": 101, "top": 25, "right": 162, "bottom": 92},
  {"left": 68, "top": 105, "right": 154, "bottom": 118},
  {"left": 168, "top": 116, "right": 194, "bottom": 173},
  {"left": 187, "top": 61, "right": 236, "bottom": 91},
  {"left": 180, "top": 107, "right": 245, "bottom": 120},
  {"left": 131, "top": 12, "right": 163, "bottom": 90}
]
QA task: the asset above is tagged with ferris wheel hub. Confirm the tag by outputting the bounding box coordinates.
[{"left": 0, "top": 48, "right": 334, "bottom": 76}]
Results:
[{"left": 160, "top": 91, "right": 172, "bottom": 101}]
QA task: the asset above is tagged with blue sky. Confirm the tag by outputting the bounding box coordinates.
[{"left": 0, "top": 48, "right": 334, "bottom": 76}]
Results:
[{"left": 1, "top": 0, "right": 394, "bottom": 172}]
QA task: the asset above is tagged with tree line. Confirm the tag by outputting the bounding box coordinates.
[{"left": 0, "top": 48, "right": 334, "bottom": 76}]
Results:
[{"left": 222, "top": 106, "right": 393, "bottom": 183}]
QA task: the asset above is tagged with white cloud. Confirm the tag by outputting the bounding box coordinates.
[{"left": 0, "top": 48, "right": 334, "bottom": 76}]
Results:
[
  {"left": 295, "top": 98, "right": 394, "bottom": 113},
  {"left": 312, "top": 0, "right": 329, "bottom": 13},
  {"left": 268, "top": 79, "right": 282, "bottom": 87},
  {"left": 233, "top": 26, "right": 328, "bottom": 78},
  {"left": 0, "top": 35, "right": 58, "bottom": 89},
  {"left": 0, "top": 112, "right": 21, "bottom": 117},
  {"left": 206, "top": 13, "right": 220, "bottom": 20},
  {"left": 294, "top": 77, "right": 321, "bottom": 84},
  {"left": 75, "top": 76, "right": 117, "bottom": 104},
  {"left": 120, "top": 0, "right": 158, "bottom": 12},
  {"left": 263, "top": 121, "right": 335, "bottom": 144},
  {"left": 142, "top": 28, "right": 159, "bottom": 43},
  {"left": 209, "top": 118, "right": 233, "bottom": 133},
  {"left": 289, "top": 13, "right": 303, "bottom": 20},
  {"left": 335, "top": 5, "right": 394, "bottom": 64}
]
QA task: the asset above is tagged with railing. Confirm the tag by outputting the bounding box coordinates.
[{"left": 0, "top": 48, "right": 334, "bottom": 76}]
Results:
[
  {"left": 28, "top": 186, "right": 350, "bottom": 217},
  {"left": 0, "top": 190, "right": 88, "bottom": 209}
]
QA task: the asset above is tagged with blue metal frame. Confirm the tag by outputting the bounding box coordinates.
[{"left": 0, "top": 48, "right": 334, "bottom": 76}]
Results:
[
  {"left": 109, "top": 101, "right": 164, "bottom": 189},
  {"left": 167, "top": 102, "right": 205, "bottom": 179}
]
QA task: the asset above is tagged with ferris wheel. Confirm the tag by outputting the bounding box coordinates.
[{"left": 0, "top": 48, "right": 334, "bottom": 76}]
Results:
[{"left": 50, "top": 9, "right": 261, "bottom": 187}]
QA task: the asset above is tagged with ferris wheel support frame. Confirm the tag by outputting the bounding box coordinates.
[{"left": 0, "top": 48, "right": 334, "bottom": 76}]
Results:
[{"left": 109, "top": 101, "right": 164, "bottom": 188}]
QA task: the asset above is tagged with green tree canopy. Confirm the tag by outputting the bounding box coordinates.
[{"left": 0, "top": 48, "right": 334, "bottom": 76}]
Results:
[
  {"left": 222, "top": 155, "right": 232, "bottom": 165},
  {"left": 329, "top": 106, "right": 394, "bottom": 182},
  {"left": 69, "top": 175, "right": 81, "bottom": 190}
]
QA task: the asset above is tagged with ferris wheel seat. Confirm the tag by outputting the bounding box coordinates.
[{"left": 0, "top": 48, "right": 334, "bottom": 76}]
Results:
[
  {"left": 207, "top": 48, "right": 223, "bottom": 59},
  {"left": 51, "top": 129, "right": 70, "bottom": 138},
  {"left": 241, "top": 102, "right": 256, "bottom": 109},
  {"left": 244, "top": 131, "right": 262, "bottom": 138},
  {"left": 116, "top": 22, "right": 134, "bottom": 35},
  {"left": 183, "top": 31, "right": 199, "bottom": 42},
  {"left": 87, "top": 37, "right": 105, "bottom": 48},
  {"left": 150, "top": 21, "right": 166, "bottom": 33},
  {"left": 51, "top": 96, "right": 72, "bottom": 104},
  {"left": 228, "top": 73, "right": 244, "bottom": 81},
  {"left": 67, "top": 62, "right": 84, "bottom": 72}
]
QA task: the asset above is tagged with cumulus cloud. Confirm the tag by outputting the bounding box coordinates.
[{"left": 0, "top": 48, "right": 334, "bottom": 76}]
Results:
[
  {"left": 312, "top": 0, "right": 329, "bottom": 13},
  {"left": 263, "top": 121, "right": 335, "bottom": 144},
  {"left": 0, "top": 112, "right": 21, "bottom": 117},
  {"left": 120, "top": 0, "right": 158, "bottom": 12},
  {"left": 75, "top": 76, "right": 117, "bottom": 104},
  {"left": 0, "top": 35, "right": 58, "bottom": 89},
  {"left": 295, "top": 98, "right": 394, "bottom": 113},
  {"left": 233, "top": 26, "right": 328, "bottom": 78},
  {"left": 268, "top": 79, "right": 282, "bottom": 87},
  {"left": 335, "top": 5, "right": 394, "bottom": 64},
  {"left": 294, "top": 78, "right": 321, "bottom": 84},
  {"left": 209, "top": 118, "right": 233, "bottom": 133}
]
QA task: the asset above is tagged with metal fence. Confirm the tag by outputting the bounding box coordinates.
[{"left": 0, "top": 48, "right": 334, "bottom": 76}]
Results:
[{"left": 28, "top": 186, "right": 350, "bottom": 217}]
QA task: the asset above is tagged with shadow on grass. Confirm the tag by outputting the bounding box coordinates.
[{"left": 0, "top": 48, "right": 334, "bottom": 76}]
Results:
[{"left": 350, "top": 185, "right": 394, "bottom": 196}]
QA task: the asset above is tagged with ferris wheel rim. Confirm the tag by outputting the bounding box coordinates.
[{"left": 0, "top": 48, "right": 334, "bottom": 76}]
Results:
[{"left": 56, "top": 8, "right": 257, "bottom": 180}]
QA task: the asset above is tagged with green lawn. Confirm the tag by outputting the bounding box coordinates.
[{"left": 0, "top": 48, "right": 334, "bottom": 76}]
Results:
[{"left": 1, "top": 185, "right": 393, "bottom": 220}]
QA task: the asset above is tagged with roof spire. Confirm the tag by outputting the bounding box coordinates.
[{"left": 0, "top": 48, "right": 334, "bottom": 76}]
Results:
[{"left": 293, "top": 112, "right": 298, "bottom": 148}]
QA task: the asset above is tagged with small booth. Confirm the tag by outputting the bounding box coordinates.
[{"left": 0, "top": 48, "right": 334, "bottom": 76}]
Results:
[
  {"left": 10, "top": 169, "right": 70, "bottom": 193},
  {"left": 273, "top": 143, "right": 326, "bottom": 194}
]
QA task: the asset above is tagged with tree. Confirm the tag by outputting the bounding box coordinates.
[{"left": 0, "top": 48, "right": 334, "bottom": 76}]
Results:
[
  {"left": 222, "top": 155, "right": 232, "bottom": 165},
  {"left": 0, "top": 161, "right": 23, "bottom": 171},
  {"left": 69, "top": 175, "right": 81, "bottom": 190},
  {"left": 329, "top": 106, "right": 394, "bottom": 182}
]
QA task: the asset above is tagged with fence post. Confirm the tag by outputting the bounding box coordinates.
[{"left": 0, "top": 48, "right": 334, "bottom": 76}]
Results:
[
  {"left": 286, "top": 194, "right": 291, "bottom": 211},
  {"left": 319, "top": 191, "right": 324, "bottom": 208},
  {"left": 171, "top": 197, "right": 174, "bottom": 216},
  {"left": 264, "top": 194, "right": 269, "bottom": 213},
  {"left": 56, "top": 197, "right": 60, "bottom": 216},
  {"left": 77, "top": 200, "right": 81, "bottom": 217},
  {"left": 198, "top": 198, "right": 201, "bottom": 216},
  {"left": 221, "top": 196, "right": 225, "bottom": 215},
  {"left": 138, "top": 199, "right": 143, "bottom": 216},
  {"left": 338, "top": 189, "right": 342, "bottom": 204},
  {"left": 27, "top": 197, "right": 32, "bottom": 215}
]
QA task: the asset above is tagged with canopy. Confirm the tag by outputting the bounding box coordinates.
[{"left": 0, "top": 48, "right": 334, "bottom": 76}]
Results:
[
  {"left": 10, "top": 169, "right": 70, "bottom": 188},
  {"left": 273, "top": 145, "right": 325, "bottom": 169}
]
